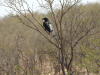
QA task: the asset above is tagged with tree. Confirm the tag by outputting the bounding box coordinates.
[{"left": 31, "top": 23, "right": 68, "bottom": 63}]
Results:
[
  {"left": 80, "top": 38, "right": 100, "bottom": 74},
  {"left": 0, "top": 0, "right": 100, "bottom": 75}
]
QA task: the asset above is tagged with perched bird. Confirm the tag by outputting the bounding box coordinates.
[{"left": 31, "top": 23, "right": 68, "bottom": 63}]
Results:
[{"left": 42, "top": 17, "right": 57, "bottom": 39}]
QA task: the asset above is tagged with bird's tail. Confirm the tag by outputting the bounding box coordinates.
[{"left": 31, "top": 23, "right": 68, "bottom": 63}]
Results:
[{"left": 51, "top": 30, "right": 57, "bottom": 39}]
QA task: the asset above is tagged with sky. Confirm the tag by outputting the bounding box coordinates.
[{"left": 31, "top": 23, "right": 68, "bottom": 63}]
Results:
[{"left": 0, "top": 0, "right": 100, "bottom": 17}]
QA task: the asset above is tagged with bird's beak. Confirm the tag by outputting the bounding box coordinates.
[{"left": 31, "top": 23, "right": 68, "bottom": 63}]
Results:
[{"left": 42, "top": 18, "right": 44, "bottom": 20}]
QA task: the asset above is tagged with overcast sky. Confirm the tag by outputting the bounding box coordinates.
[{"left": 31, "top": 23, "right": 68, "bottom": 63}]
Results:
[{"left": 0, "top": 0, "right": 100, "bottom": 17}]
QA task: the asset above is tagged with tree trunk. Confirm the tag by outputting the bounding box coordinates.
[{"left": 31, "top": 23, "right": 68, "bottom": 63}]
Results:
[{"left": 61, "top": 43, "right": 65, "bottom": 75}]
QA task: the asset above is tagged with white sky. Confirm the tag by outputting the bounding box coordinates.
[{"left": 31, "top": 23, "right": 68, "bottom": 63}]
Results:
[{"left": 0, "top": 0, "right": 100, "bottom": 17}]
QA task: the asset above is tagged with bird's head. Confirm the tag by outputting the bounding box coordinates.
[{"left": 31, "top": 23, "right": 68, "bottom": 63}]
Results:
[{"left": 42, "top": 18, "right": 49, "bottom": 22}]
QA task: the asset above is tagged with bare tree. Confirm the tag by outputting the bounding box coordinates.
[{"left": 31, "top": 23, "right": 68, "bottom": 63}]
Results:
[{"left": 0, "top": 0, "right": 100, "bottom": 75}]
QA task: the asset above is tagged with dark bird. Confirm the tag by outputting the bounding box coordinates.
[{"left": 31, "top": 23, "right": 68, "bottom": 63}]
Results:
[{"left": 42, "top": 17, "right": 57, "bottom": 39}]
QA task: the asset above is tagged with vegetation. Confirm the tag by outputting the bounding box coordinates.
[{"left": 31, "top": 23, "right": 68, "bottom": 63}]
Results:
[{"left": 0, "top": 0, "right": 100, "bottom": 75}]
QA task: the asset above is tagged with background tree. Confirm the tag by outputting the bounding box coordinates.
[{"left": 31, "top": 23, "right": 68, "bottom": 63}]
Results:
[{"left": 0, "top": 0, "right": 100, "bottom": 75}]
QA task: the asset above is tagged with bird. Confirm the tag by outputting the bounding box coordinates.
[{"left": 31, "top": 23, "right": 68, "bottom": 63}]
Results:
[{"left": 42, "top": 17, "right": 57, "bottom": 39}]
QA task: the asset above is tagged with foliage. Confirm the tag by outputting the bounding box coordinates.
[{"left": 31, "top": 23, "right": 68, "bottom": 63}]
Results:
[
  {"left": 80, "top": 38, "right": 100, "bottom": 73},
  {"left": 0, "top": 0, "right": 100, "bottom": 74}
]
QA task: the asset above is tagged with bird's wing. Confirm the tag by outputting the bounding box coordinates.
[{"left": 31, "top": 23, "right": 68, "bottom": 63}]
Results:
[
  {"left": 49, "top": 23, "right": 54, "bottom": 31},
  {"left": 46, "top": 21, "right": 54, "bottom": 31},
  {"left": 44, "top": 21, "right": 57, "bottom": 39}
]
